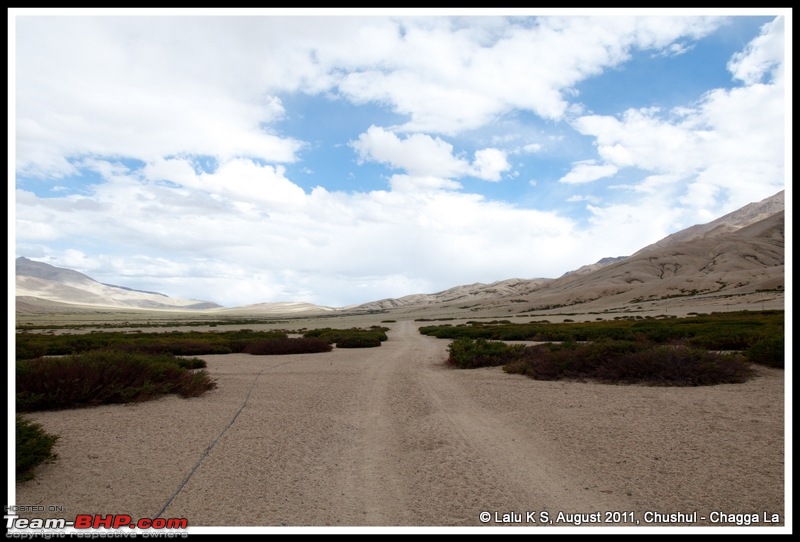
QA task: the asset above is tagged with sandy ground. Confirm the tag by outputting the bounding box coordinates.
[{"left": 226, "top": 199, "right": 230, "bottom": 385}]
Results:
[{"left": 12, "top": 320, "right": 787, "bottom": 533}]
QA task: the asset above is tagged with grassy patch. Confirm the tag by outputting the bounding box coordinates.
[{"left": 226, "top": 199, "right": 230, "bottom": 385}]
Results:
[{"left": 16, "top": 416, "right": 59, "bottom": 482}]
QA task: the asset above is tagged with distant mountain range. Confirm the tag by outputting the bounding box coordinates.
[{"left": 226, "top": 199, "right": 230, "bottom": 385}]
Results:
[
  {"left": 15, "top": 258, "right": 223, "bottom": 311},
  {"left": 15, "top": 190, "right": 784, "bottom": 316},
  {"left": 346, "top": 190, "right": 785, "bottom": 314}
]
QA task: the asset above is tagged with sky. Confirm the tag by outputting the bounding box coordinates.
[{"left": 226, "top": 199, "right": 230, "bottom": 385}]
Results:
[{"left": 9, "top": 8, "right": 791, "bottom": 309}]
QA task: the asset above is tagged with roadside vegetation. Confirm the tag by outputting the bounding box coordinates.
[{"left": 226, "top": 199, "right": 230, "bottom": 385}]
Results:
[
  {"left": 301, "top": 326, "right": 389, "bottom": 348},
  {"left": 424, "top": 311, "right": 783, "bottom": 385},
  {"left": 16, "top": 326, "right": 390, "bottom": 360},
  {"left": 14, "top": 325, "right": 388, "bottom": 480},
  {"left": 16, "top": 350, "right": 217, "bottom": 412},
  {"left": 16, "top": 416, "right": 59, "bottom": 482},
  {"left": 16, "top": 317, "right": 296, "bottom": 331}
]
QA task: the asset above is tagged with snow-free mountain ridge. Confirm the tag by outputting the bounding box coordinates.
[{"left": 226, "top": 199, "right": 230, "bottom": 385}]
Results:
[{"left": 15, "top": 190, "right": 785, "bottom": 316}]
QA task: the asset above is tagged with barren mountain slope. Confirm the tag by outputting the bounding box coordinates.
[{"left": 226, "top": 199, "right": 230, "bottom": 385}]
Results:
[
  {"left": 14, "top": 191, "right": 785, "bottom": 318},
  {"left": 512, "top": 211, "right": 784, "bottom": 311},
  {"left": 15, "top": 258, "right": 222, "bottom": 310},
  {"left": 347, "top": 207, "right": 784, "bottom": 318}
]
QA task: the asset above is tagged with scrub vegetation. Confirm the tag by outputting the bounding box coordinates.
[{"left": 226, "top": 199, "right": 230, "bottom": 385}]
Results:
[
  {"left": 16, "top": 416, "right": 59, "bottom": 482},
  {"left": 424, "top": 310, "right": 783, "bottom": 385},
  {"left": 16, "top": 326, "right": 390, "bottom": 360},
  {"left": 14, "top": 325, "right": 387, "bottom": 480},
  {"left": 16, "top": 350, "right": 217, "bottom": 412}
]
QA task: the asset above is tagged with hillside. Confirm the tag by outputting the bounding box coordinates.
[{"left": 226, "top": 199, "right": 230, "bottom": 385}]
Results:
[
  {"left": 346, "top": 190, "right": 785, "bottom": 317},
  {"left": 15, "top": 190, "right": 785, "bottom": 319},
  {"left": 15, "top": 258, "right": 222, "bottom": 312}
]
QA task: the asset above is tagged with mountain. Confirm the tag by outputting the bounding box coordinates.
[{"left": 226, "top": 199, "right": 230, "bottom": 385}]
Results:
[
  {"left": 632, "top": 190, "right": 785, "bottom": 256},
  {"left": 14, "top": 190, "right": 785, "bottom": 317},
  {"left": 347, "top": 278, "right": 552, "bottom": 312},
  {"left": 347, "top": 190, "right": 785, "bottom": 316},
  {"left": 15, "top": 258, "right": 223, "bottom": 311},
  {"left": 560, "top": 256, "right": 628, "bottom": 278}
]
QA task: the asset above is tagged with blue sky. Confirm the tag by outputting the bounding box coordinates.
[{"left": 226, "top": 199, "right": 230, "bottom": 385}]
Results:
[{"left": 10, "top": 8, "right": 789, "bottom": 308}]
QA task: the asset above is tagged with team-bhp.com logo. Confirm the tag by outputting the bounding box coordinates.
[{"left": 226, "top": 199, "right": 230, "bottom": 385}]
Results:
[{"left": 5, "top": 513, "right": 188, "bottom": 537}]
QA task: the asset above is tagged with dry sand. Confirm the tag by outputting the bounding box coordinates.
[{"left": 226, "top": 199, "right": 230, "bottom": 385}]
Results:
[{"left": 12, "top": 320, "right": 787, "bottom": 533}]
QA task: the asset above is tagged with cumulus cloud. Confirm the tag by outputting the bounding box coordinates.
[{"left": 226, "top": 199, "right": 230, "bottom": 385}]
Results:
[
  {"left": 352, "top": 126, "right": 510, "bottom": 182},
  {"left": 568, "top": 15, "right": 785, "bottom": 216},
  {"left": 16, "top": 153, "right": 592, "bottom": 306},
  {"left": 728, "top": 16, "right": 785, "bottom": 85},
  {"left": 470, "top": 148, "right": 510, "bottom": 181},
  {"left": 351, "top": 126, "right": 469, "bottom": 178},
  {"left": 14, "top": 13, "right": 730, "bottom": 180},
  {"left": 12, "top": 12, "right": 786, "bottom": 307},
  {"left": 146, "top": 158, "right": 307, "bottom": 209},
  {"left": 14, "top": 16, "right": 304, "bottom": 179}
]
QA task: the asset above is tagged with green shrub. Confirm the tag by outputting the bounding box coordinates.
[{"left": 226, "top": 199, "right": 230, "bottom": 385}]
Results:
[
  {"left": 16, "top": 416, "right": 59, "bottom": 482},
  {"left": 447, "top": 338, "right": 525, "bottom": 369},
  {"left": 16, "top": 350, "right": 217, "bottom": 411},
  {"left": 303, "top": 327, "right": 388, "bottom": 344},
  {"left": 15, "top": 340, "right": 46, "bottom": 361},
  {"left": 503, "top": 340, "right": 755, "bottom": 386},
  {"left": 420, "top": 311, "right": 783, "bottom": 348},
  {"left": 746, "top": 338, "right": 784, "bottom": 368},
  {"left": 108, "top": 341, "right": 233, "bottom": 356},
  {"left": 336, "top": 336, "right": 381, "bottom": 348},
  {"left": 175, "top": 357, "right": 208, "bottom": 370},
  {"left": 15, "top": 329, "right": 291, "bottom": 360}
]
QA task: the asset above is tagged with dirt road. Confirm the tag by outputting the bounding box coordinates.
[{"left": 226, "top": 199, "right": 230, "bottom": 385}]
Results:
[{"left": 14, "top": 320, "right": 785, "bottom": 530}]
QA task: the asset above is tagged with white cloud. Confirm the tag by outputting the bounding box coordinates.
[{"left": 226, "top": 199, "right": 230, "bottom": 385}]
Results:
[
  {"left": 558, "top": 161, "right": 619, "bottom": 184},
  {"left": 21, "top": 15, "right": 726, "bottom": 159},
  {"left": 585, "top": 198, "right": 687, "bottom": 253},
  {"left": 470, "top": 148, "right": 510, "bottom": 182},
  {"left": 572, "top": 109, "right": 705, "bottom": 176},
  {"left": 14, "top": 16, "right": 304, "bottom": 178},
  {"left": 567, "top": 15, "right": 785, "bottom": 215},
  {"left": 352, "top": 126, "right": 509, "bottom": 182},
  {"left": 16, "top": 157, "right": 596, "bottom": 306},
  {"left": 14, "top": 14, "right": 730, "bottom": 178},
  {"left": 351, "top": 126, "right": 469, "bottom": 178},
  {"left": 12, "top": 12, "right": 787, "bottom": 307},
  {"left": 728, "top": 16, "right": 784, "bottom": 85},
  {"left": 523, "top": 143, "right": 543, "bottom": 153},
  {"left": 567, "top": 194, "right": 601, "bottom": 204},
  {"left": 388, "top": 175, "right": 462, "bottom": 193}
]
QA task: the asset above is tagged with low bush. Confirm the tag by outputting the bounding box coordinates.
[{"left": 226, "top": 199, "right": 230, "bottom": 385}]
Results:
[
  {"left": 447, "top": 338, "right": 526, "bottom": 369},
  {"left": 15, "top": 329, "right": 290, "bottom": 360},
  {"left": 420, "top": 311, "right": 784, "bottom": 352},
  {"left": 503, "top": 340, "right": 755, "bottom": 386},
  {"left": 336, "top": 336, "right": 381, "bottom": 348},
  {"left": 745, "top": 338, "right": 784, "bottom": 368},
  {"left": 108, "top": 341, "right": 233, "bottom": 356},
  {"left": 16, "top": 416, "right": 59, "bottom": 482},
  {"left": 16, "top": 350, "right": 217, "bottom": 411},
  {"left": 303, "top": 327, "right": 389, "bottom": 344}
]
